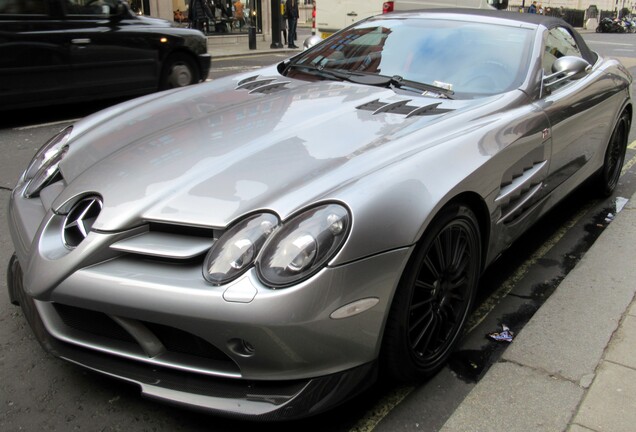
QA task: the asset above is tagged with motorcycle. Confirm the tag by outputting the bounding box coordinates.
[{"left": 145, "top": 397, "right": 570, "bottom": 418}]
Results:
[
  {"left": 622, "top": 17, "right": 636, "bottom": 33},
  {"left": 596, "top": 17, "right": 626, "bottom": 33}
]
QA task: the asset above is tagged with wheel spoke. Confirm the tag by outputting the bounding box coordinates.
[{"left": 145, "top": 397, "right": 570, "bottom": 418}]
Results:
[
  {"left": 433, "top": 235, "right": 447, "bottom": 270},
  {"left": 426, "top": 310, "right": 444, "bottom": 353},
  {"left": 444, "top": 302, "right": 458, "bottom": 323},
  {"left": 410, "top": 309, "right": 434, "bottom": 348},
  {"left": 409, "top": 307, "right": 433, "bottom": 333},
  {"left": 412, "top": 311, "right": 438, "bottom": 353},
  {"left": 447, "top": 276, "right": 468, "bottom": 297},
  {"left": 414, "top": 279, "right": 436, "bottom": 291},
  {"left": 450, "top": 234, "right": 468, "bottom": 272},
  {"left": 410, "top": 298, "right": 434, "bottom": 312},
  {"left": 423, "top": 255, "right": 440, "bottom": 280}
]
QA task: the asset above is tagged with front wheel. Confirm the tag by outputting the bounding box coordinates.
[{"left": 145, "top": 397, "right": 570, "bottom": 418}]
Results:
[
  {"left": 596, "top": 25, "right": 603, "bottom": 33},
  {"left": 160, "top": 53, "right": 200, "bottom": 90},
  {"left": 595, "top": 111, "right": 630, "bottom": 197},
  {"left": 381, "top": 204, "right": 481, "bottom": 382}
]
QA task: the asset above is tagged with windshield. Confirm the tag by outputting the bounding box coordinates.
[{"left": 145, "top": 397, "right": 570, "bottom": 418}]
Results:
[{"left": 288, "top": 18, "right": 535, "bottom": 98}]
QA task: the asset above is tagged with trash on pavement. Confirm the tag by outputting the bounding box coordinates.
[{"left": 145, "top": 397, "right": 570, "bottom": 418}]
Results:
[{"left": 488, "top": 324, "right": 514, "bottom": 342}]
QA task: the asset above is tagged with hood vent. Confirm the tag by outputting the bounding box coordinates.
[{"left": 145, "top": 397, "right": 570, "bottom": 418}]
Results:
[
  {"left": 356, "top": 99, "right": 453, "bottom": 118},
  {"left": 236, "top": 76, "right": 291, "bottom": 94}
]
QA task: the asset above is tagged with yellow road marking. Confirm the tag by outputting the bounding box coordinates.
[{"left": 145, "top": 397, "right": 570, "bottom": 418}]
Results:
[
  {"left": 628, "top": 140, "right": 636, "bottom": 150},
  {"left": 622, "top": 152, "right": 636, "bottom": 175},
  {"left": 351, "top": 148, "right": 636, "bottom": 432},
  {"left": 349, "top": 387, "right": 414, "bottom": 432}
]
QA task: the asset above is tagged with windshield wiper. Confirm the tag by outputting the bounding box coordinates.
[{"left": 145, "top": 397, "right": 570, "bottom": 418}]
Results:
[
  {"left": 285, "top": 64, "right": 454, "bottom": 99},
  {"left": 377, "top": 74, "right": 455, "bottom": 99},
  {"left": 284, "top": 63, "right": 360, "bottom": 83}
]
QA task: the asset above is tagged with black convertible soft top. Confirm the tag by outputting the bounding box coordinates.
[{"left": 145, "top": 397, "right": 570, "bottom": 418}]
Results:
[{"left": 385, "top": 8, "right": 598, "bottom": 65}]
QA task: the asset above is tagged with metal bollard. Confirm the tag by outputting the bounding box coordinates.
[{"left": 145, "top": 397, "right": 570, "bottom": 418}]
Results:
[{"left": 248, "top": 26, "right": 257, "bottom": 50}]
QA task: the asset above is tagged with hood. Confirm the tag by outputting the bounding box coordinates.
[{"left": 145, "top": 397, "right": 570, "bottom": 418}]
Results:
[
  {"left": 129, "top": 15, "right": 173, "bottom": 27},
  {"left": 55, "top": 69, "right": 506, "bottom": 231}
]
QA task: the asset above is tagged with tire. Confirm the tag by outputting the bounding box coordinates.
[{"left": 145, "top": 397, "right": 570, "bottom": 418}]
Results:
[
  {"left": 381, "top": 203, "right": 481, "bottom": 382},
  {"left": 160, "top": 53, "right": 200, "bottom": 90},
  {"left": 595, "top": 110, "right": 630, "bottom": 197},
  {"left": 596, "top": 25, "right": 602, "bottom": 33}
]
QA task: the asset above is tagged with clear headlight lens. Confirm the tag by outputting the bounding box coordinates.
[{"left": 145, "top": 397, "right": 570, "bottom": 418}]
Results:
[
  {"left": 23, "top": 126, "right": 73, "bottom": 198},
  {"left": 203, "top": 213, "right": 279, "bottom": 285},
  {"left": 257, "top": 204, "right": 350, "bottom": 288}
]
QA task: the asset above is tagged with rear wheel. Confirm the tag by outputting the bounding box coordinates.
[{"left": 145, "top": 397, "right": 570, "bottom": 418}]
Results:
[
  {"left": 160, "top": 53, "right": 200, "bottom": 90},
  {"left": 381, "top": 204, "right": 481, "bottom": 381},
  {"left": 595, "top": 111, "right": 629, "bottom": 197}
]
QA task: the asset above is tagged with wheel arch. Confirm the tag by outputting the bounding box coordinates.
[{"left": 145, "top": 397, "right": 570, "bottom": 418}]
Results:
[
  {"left": 623, "top": 103, "right": 633, "bottom": 129},
  {"left": 377, "top": 190, "right": 488, "bottom": 381},
  {"left": 417, "top": 191, "right": 491, "bottom": 273}
]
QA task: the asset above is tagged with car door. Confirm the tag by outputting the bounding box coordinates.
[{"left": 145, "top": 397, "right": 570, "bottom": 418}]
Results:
[
  {"left": 62, "top": 0, "right": 159, "bottom": 98},
  {"left": 0, "top": 0, "right": 74, "bottom": 109},
  {"left": 534, "top": 26, "right": 620, "bottom": 192}
]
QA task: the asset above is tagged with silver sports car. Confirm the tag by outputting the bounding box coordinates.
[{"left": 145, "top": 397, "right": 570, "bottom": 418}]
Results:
[{"left": 7, "top": 9, "right": 632, "bottom": 420}]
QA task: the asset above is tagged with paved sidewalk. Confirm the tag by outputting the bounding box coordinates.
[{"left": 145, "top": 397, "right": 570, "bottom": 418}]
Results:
[
  {"left": 208, "top": 38, "right": 302, "bottom": 59},
  {"left": 206, "top": 24, "right": 311, "bottom": 59}
]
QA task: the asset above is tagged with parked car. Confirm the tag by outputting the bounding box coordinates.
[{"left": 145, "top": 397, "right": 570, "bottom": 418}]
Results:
[
  {"left": 7, "top": 9, "right": 632, "bottom": 420},
  {"left": 0, "top": 0, "right": 211, "bottom": 110}
]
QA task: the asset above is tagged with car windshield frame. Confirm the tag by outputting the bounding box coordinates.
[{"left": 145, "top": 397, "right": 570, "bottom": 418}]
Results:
[{"left": 287, "top": 17, "right": 536, "bottom": 98}]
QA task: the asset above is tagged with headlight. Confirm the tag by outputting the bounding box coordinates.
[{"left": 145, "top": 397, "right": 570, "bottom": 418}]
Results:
[
  {"left": 203, "top": 213, "right": 279, "bottom": 285},
  {"left": 257, "top": 204, "right": 350, "bottom": 288},
  {"left": 23, "top": 126, "right": 73, "bottom": 198}
]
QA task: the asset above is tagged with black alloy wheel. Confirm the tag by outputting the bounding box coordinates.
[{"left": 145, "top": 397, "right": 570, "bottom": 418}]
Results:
[
  {"left": 597, "top": 110, "right": 629, "bottom": 197},
  {"left": 382, "top": 203, "right": 481, "bottom": 381}
]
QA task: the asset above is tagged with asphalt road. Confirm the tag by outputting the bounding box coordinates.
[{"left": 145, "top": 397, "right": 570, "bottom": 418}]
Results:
[{"left": 1, "top": 32, "right": 635, "bottom": 432}]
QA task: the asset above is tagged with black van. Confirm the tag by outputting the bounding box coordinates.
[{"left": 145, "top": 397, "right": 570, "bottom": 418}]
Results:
[{"left": 0, "top": 0, "right": 211, "bottom": 110}]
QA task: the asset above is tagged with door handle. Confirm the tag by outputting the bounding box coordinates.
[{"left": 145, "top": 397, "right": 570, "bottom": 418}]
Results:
[{"left": 71, "top": 38, "right": 91, "bottom": 44}]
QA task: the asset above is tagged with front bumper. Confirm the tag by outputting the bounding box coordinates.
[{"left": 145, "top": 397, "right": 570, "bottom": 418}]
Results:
[
  {"left": 8, "top": 252, "right": 376, "bottom": 420},
  {"left": 198, "top": 53, "right": 211, "bottom": 81}
]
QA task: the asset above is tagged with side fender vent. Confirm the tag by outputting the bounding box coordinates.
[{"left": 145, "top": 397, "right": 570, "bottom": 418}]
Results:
[{"left": 496, "top": 146, "right": 549, "bottom": 224}]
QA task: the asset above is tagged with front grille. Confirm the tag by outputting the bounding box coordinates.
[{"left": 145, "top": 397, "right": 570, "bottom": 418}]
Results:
[
  {"left": 55, "top": 303, "right": 136, "bottom": 343},
  {"left": 52, "top": 303, "right": 234, "bottom": 365},
  {"left": 143, "top": 321, "right": 229, "bottom": 361}
]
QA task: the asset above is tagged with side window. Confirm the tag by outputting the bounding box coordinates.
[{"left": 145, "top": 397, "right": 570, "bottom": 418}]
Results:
[
  {"left": 64, "top": 0, "right": 117, "bottom": 15},
  {"left": 0, "top": 0, "right": 48, "bottom": 14},
  {"left": 542, "top": 27, "right": 582, "bottom": 76}
]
